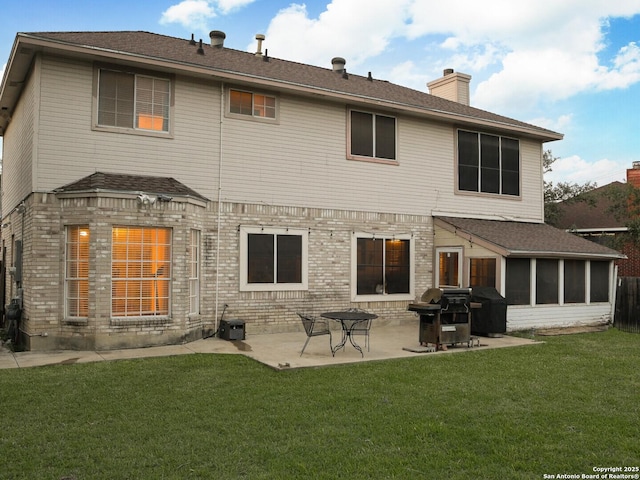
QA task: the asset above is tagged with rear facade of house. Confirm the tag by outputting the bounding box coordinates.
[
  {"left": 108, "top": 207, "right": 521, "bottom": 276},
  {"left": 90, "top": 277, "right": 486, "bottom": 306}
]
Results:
[{"left": 0, "top": 31, "right": 623, "bottom": 351}]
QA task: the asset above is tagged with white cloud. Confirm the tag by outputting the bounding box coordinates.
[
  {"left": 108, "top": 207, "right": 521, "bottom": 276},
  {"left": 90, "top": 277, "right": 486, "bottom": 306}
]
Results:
[
  {"left": 527, "top": 114, "right": 573, "bottom": 134},
  {"left": 160, "top": 0, "right": 256, "bottom": 32},
  {"left": 216, "top": 0, "right": 256, "bottom": 14},
  {"left": 254, "top": 1, "right": 640, "bottom": 114},
  {"left": 257, "top": 1, "right": 411, "bottom": 69},
  {"left": 160, "top": 0, "right": 216, "bottom": 32},
  {"left": 546, "top": 155, "right": 627, "bottom": 186}
]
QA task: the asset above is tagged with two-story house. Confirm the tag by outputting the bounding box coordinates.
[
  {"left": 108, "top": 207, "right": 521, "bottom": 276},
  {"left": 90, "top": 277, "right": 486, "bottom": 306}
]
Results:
[{"left": 0, "top": 31, "right": 623, "bottom": 351}]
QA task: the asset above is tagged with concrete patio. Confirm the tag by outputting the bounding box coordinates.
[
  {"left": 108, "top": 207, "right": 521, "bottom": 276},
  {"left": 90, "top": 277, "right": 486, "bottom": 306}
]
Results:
[{"left": 0, "top": 320, "right": 542, "bottom": 370}]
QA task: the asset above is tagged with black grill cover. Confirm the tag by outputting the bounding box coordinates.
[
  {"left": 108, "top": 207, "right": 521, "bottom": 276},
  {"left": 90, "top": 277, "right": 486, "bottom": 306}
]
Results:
[{"left": 471, "top": 286, "right": 507, "bottom": 335}]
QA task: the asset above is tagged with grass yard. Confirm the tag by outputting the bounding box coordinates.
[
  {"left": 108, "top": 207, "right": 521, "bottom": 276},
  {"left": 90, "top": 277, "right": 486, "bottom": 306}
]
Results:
[{"left": 0, "top": 328, "right": 638, "bottom": 479}]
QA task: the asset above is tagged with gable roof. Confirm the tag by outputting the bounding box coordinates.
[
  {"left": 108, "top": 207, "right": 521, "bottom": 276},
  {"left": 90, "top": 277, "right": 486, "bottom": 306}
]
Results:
[
  {"left": 54, "top": 172, "right": 209, "bottom": 201},
  {"left": 552, "top": 181, "right": 629, "bottom": 231},
  {"left": 435, "top": 216, "right": 624, "bottom": 259},
  {"left": 0, "top": 31, "right": 563, "bottom": 141}
]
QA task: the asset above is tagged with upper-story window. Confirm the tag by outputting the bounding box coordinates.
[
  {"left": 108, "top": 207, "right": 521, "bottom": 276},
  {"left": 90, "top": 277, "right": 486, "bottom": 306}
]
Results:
[
  {"left": 349, "top": 110, "right": 396, "bottom": 162},
  {"left": 97, "top": 68, "right": 171, "bottom": 133},
  {"left": 229, "top": 89, "right": 277, "bottom": 119},
  {"left": 458, "top": 130, "right": 520, "bottom": 196}
]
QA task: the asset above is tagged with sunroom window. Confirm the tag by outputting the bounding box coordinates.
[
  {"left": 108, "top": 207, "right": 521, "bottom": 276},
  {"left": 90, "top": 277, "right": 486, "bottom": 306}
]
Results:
[{"left": 112, "top": 227, "right": 172, "bottom": 317}]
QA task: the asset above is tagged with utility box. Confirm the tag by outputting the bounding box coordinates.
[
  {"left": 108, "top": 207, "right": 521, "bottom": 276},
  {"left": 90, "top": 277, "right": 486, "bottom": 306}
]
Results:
[{"left": 219, "top": 319, "right": 245, "bottom": 341}]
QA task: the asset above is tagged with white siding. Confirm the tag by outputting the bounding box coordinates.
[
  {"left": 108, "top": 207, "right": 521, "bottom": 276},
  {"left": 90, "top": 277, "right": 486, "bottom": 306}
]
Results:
[
  {"left": 1, "top": 58, "right": 37, "bottom": 214},
  {"left": 36, "top": 57, "right": 221, "bottom": 197},
  {"left": 31, "top": 55, "right": 546, "bottom": 221},
  {"left": 507, "top": 304, "right": 612, "bottom": 331}
]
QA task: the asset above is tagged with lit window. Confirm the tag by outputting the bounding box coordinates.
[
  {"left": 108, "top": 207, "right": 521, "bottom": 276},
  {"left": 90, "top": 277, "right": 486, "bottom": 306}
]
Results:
[
  {"left": 189, "top": 230, "right": 200, "bottom": 314},
  {"left": 65, "top": 226, "right": 90, "bottom": 318},
  {"left": 469, "top": 258, "right": 496, "bottom": 288},
  {"left": 98, "top": 69, "right": 170, "bottom": 132},
  {"left": 230, "top": 89, "right": 276, "bottom": 119},
  {"left": 240, "top": 227, "right": 308, "bottom": 291},
  {"left": 354, "top": 235, "right": 412, "bottom": 298},
  {"left": 112, "top": 227, "right": 171, "bottom": 317},
  {"left": 349, "top": 110, "right": 396, "bottom": 161}
]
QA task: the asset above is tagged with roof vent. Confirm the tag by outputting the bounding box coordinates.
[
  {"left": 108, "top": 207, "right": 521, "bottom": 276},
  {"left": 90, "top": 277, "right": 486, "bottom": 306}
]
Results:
[
  {"left": 189, "top": 33, "right": 196, "bottom": 46},
  {"left": 331, "top": 57, "right": 346, "bottom": 73},
  {"left": 210, "top": 30, "right": 226, "bottom": 48},
  {"left": 444, "top": 68, "right": 454, "bottom": 76},
  {"left": 197, "top": 39, "right": 204, "bottom": 55},
  {"left": 255, "top": 34, "right": 265, "bottom": 56}
]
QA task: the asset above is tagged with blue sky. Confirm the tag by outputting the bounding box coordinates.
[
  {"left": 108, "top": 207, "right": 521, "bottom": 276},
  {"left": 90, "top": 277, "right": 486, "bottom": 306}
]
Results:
[{"left": 1, "top": 0, "right": 640, "bottom": 187}]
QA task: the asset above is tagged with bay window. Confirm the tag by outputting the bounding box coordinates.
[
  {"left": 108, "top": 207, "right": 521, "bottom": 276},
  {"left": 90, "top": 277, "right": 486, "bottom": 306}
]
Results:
[
  {"left": 112, "top": 227, "right": 172, "bottom": 317},
  {"left": 65, "top": 226, "right": 90, "bottom": 318}
]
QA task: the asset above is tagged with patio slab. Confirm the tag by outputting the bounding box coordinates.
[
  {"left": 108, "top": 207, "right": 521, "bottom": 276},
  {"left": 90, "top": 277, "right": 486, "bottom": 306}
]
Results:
[{"left": 0, "top": 321, "right": 542, "bottom": 370}]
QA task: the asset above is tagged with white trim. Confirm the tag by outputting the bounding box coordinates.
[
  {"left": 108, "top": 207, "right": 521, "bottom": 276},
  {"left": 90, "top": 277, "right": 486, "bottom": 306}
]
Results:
[
  {"left": 351, "top": 232, "right": 414, "bottom": 302},
  {"left": 239, "top": 226, "right": 308, "bottom": 292},
  {"left": 435, "top": 247, "right": 463, "bottom": 288}
]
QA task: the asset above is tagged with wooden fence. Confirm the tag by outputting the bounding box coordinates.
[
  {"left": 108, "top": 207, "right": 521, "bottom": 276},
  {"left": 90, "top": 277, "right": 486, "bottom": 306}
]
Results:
[{"left": 615, "top": 277, "right": 640, "bottom": 333}]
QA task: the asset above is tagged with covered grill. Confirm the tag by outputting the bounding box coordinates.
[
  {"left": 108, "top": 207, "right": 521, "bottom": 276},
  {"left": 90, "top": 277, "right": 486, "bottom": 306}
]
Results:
[{"left": 408, "top": 288, "right": 476, "bottom": 349}]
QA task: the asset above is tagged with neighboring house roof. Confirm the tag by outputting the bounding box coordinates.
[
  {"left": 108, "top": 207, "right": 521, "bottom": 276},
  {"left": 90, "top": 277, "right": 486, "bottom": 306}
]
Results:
[
  {"left": 435, "top": 216, "right": 624, "bottom": 259},
  {"left": 54, "top": 172, "right": 209, "bottom": 201},
  {"left": 552, "top": 181, "right": 629, "bottom": 231},
  {"left": 0, "top": 31, "right": 562, "bottom": 141}
]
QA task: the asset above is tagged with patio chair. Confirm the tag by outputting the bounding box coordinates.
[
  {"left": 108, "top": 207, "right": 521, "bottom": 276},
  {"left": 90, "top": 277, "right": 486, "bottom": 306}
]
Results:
[
  {"left": 297, "top": 313, "right": 333, "bottom": 356},
  {"left": 346, "top": 308, "right": 373, "bottom": 352}
]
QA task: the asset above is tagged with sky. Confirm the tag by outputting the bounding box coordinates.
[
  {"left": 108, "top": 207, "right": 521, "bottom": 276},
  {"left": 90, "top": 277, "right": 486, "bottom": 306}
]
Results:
[{"left": 1, "top": 0, "right": 640, "bottom": 187}]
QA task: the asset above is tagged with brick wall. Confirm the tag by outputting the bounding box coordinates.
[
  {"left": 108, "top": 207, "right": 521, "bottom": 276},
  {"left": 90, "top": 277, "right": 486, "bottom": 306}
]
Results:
[{"left": 3, "top": 192, "right": 433, "bottom": 350}]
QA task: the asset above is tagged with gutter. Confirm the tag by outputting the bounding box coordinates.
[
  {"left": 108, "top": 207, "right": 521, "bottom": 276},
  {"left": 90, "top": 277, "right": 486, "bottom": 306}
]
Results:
[{"left": 4, "top": 34, "right": 564, "bottom": 142}]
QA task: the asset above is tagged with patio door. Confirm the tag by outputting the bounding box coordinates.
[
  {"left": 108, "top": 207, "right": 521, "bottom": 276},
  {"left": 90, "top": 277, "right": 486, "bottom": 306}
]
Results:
[{"left": 436, "top": 247, "right": 462, "bottom": 288}]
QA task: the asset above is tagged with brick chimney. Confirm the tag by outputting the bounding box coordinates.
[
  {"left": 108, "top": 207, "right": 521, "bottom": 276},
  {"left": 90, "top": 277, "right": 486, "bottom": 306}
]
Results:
[
  {"left": 427, "top": 69, "right": 472, "bottom": 106},
  {"left": 627, "top": 162, "right": 640, "bottom": 188}
]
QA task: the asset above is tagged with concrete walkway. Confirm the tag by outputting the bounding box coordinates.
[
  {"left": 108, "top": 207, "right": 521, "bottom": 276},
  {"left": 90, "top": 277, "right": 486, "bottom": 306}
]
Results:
[{"left": 0, "top": 322, "right": 541, "bottom": 370}]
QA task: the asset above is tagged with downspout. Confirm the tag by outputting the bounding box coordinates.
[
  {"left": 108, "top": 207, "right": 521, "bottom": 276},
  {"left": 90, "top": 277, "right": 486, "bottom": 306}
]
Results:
[{"left": 214, "top": 82, "right": 225, "bottom": 334}]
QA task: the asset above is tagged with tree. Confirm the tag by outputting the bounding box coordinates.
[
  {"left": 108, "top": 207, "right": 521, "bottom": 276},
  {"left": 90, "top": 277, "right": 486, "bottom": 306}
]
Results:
[{"left": 543, "top": 150, "right": 597, "bottom": 226}]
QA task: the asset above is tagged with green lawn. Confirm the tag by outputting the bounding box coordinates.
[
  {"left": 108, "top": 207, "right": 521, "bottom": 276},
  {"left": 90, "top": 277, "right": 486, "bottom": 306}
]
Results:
[{"left": 0, "top": 329, "right": 638, "bottom": 479}]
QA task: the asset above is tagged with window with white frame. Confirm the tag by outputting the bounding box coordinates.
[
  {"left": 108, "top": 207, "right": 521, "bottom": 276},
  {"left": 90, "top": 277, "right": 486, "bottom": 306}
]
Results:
[
  {"left": 349, "top": 110, "right": 397, "bottom": 161},
  {"left": 112, "top": 227, "right": 172, "bottom": 317},
  {"left": 229, "top": 89, "right": 277, "bottom": 119},
  {"left": 65, "top": 226, "right": 90, "bottom": 318},
  {"left": 458, "top": 130, "right": 520, "bottom": 196},
  {"left": 353, "top": 234, "right": 412, "bottom": 299},
  {"left": 239, "top": 227, "right": 308, "bottom": 291},
  {"left": 97, "top": 68, "right": 171, "bottom": 132},
  {"left": 189, "top": 230, "right": 201, "bottom": 314}
]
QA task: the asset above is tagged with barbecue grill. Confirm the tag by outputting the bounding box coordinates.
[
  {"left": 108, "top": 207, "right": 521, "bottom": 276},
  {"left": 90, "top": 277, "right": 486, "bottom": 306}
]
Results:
[{"left": 408, "top": 288, "right": 475, "bottom": 348}]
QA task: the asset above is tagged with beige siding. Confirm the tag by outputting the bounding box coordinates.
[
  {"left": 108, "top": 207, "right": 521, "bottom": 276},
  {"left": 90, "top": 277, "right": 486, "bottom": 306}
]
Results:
[
  {"left": 31, "top": 55, "right": 545, "bottom": 220},
  {"left": 1, "top": 58, "right": 37, "bottom": 215},
  {"left": 36, "top": 57, "right": 220, "bottom": 197}
]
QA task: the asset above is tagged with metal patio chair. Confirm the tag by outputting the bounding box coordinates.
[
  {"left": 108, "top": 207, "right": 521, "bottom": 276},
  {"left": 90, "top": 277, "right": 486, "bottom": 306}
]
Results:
[
  {"left": 345, "top": 308, "right": 373, "bottom": 352},
  {"left": 297, "top": 313, "right": 333, "bottom": 356}
]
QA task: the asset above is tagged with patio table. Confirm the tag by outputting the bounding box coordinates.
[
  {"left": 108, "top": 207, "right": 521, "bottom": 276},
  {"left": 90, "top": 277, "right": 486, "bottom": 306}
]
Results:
[{"left": 321, "top": 311, "right": 378, "bottom": 357}]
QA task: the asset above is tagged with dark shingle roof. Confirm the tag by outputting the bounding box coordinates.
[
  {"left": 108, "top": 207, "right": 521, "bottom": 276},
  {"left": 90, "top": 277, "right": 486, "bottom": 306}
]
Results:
[
  {"left": 553, "top": 182, "right": 628, "bottom": 230},
  {"left": 14, "top": 30, "right": 561, "bottom": 140},
  {"left": 55, "top": 172, "right": 208, "bottom": 201},
  {"left": 436, "top": 216, "right": 624, "bottom": 259}
]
